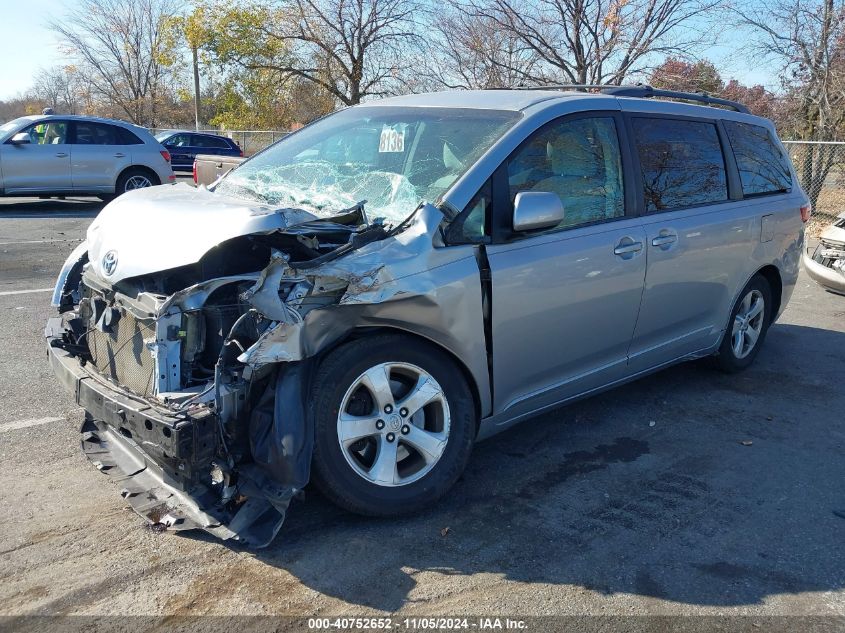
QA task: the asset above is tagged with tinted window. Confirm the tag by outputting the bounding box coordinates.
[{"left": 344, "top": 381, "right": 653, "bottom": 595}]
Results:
[
  {"left": 116, "top": 126, "right": 143, "bottom": 145},
  {"left": 633, "top": 118, "right": 727, "bottom": 212},
  {"left": 193, "top": 134, "right": 230, "bottom": 149},
  {"left": 507, "top": 116, "right": 624, "bottom": 231},
  {"left": 74, "top": 122, "right": 118, "bottom": 145},
  {"left": 723, "top": 121, "right": 792, "bottom": 196}
]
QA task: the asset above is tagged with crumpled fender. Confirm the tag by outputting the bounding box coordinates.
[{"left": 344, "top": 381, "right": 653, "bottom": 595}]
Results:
[{"left": 236, "top": 203, "right": 491, "bottom": 416}]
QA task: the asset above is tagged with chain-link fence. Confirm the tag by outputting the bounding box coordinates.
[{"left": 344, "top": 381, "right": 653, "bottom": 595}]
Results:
[
  {"left": 783, "top": 141, "right": 845, "bottom": 236},
  {"left": 149, "top": 128, "right": 289, "bottom": 156}
]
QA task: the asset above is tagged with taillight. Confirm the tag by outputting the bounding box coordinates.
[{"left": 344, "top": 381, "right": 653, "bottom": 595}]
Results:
[
  {"left": 160, "top": 150, "right": 171, "bottom": 163},
  {"left": 239, "top": 149, "right": 244, "bottom": 157},
  {"left": 800, "top": 202, "right": 812, "bottom": 223},
  {"left": 192, "top": 160, "right": 197, "bottom": 184}
]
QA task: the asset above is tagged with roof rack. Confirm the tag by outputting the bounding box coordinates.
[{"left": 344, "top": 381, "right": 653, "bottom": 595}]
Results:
[{"left": 510, "top": 83, "right": 750, "bottom": 114}]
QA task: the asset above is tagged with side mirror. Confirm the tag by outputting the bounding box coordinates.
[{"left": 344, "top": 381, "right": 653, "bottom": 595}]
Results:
[
  {"left": 9, "top": 132, "right": 30, "bottom": 145},
  {"left": 513, "top": 191, "right": 565, "bottom": 232}
]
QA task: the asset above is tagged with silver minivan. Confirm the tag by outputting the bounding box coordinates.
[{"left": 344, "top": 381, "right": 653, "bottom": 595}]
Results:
[
  {"left": 0, "top": 115, "right": 174, "bottom": 198},
  {"left": 46, "top": 86, "right": 807, "bottom": 546}
]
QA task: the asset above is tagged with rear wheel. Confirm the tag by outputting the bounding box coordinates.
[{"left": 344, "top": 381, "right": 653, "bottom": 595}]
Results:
[
  {"left": 115, "top": 168, "right": 159, "bottom": 195},
  {"left": 714, "top": 275, "right": 772, "bottom": 373},
  {"left": 310, "top": 334, "right": 476, "bottom": 516}
]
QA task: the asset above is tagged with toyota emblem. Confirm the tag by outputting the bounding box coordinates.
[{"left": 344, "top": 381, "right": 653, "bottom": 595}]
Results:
[{"left": 102, "top": 250, "right": 118, "bottom": 276}]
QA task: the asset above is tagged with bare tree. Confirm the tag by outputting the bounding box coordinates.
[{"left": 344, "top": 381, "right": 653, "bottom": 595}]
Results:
[
  {"left": 459, "top": 0, "right": 722, "bottom": 86},
  {"left": 204, "top": 0, "right": 422, "bottom": 106},
  {"left": 50, "top": 0, "right": 182, "bottom": 125},
  {"left": 735, "top": 0, "right": 845, "bottom": 139},
  {"left": 423, "top": 11, "right": 541, "bottom": 88},
  {"left": 32, "top": 66, "right": 85, "bottom": 115},
  {"left": 735, "top": 0, "right": 845, "bottom": 209}
]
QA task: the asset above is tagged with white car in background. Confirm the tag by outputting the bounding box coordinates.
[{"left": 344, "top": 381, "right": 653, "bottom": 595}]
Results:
[
  {"left": 0, "top": 115, "right": 175, "bottom": 200},
  {"left": 804, "top": 212, "right": 845, "bottom": 295}
]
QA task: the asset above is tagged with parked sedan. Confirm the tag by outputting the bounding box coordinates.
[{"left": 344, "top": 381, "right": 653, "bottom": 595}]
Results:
[
  {"left": 154, "top": 131, "right": 243, "bottom": 171},
  {"left": 0, "top": 115, "right": 174, "bottom": 199}
]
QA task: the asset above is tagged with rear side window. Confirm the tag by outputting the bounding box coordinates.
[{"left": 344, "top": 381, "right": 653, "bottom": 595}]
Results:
[
  {"left": 633, "top": 118, "right": 727, "bottom": 212},
  {"left": 193, "top": 134, "right": 230, "bottom": 149},
  {"left": 74, "top": 122, "right": 117, "bottom": 145},
  {"left": 723, "top": 121, "right": 792, "bottom": 196}
]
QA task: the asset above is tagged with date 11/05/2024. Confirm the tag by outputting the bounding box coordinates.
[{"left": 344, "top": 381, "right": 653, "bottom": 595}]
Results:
[{"left": 307, "top": 617, "right": 528, "bottom": 630}]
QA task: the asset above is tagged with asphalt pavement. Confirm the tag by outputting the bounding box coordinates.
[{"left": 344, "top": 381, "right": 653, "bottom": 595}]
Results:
[{"left": 0, "top": 192, "right": 843, "bottom": 627}]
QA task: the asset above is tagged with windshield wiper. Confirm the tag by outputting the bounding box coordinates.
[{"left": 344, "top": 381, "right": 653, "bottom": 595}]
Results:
[
  {"left": 330, "top": 199, "right": 369, "bottom": 226},
  {"left": 288, "top": 220, "right": 389, "bottom": 270}
]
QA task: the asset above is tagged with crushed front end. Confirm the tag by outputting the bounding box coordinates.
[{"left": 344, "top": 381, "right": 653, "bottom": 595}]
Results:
[
  {"left": 45, "top": 189, "right": 397, "bottom": 547},
  {"left": 804, "top": 213, "right": 845, "bottom": 295},
  {"left": 45, "top": 185, "right": 482, "bottom": 547}
]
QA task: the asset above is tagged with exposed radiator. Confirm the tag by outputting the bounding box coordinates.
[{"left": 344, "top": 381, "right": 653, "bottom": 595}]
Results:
[{"left": 87, "top": 310, "right": 158, "bottom": 396}]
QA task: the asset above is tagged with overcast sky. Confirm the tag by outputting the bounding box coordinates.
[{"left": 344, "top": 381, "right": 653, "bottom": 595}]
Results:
[{"left": 0, "top": 0, "right": 780, "bottom": 102}]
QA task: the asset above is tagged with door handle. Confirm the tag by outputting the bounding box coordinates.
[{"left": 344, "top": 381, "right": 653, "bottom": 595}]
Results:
[
  {"left": 651, "top": 232, "right": 678, "bottom": 248},
  {"left": 114, "top": 152, "right": 125, "bottom": 158},
  {"left": 55, "top": 152, "right": 68, "bottom": 158},
  {"left": 614, "top": 239, "right": 644, "bottom": 256}
]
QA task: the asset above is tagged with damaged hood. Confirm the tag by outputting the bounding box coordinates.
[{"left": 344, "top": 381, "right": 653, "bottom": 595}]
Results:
[{"left": 86, "top": 183, "right": 318, "bottom": 283}]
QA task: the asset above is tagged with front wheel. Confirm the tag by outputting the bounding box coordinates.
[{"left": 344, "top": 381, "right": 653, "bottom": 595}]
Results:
[
  {"left": 714, "top": 275, "right": 772, "bottom": 373},
  {"left": 310, "top": 334, "right": 476, "bottom": 516}
]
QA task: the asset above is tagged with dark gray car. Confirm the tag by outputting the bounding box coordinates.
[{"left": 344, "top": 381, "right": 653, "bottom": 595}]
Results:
[{"left": 46, "top": 86, "right": 807, "bottom": 546}]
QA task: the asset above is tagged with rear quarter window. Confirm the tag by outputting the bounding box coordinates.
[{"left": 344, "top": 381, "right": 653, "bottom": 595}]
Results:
[
  {"left": 632, "top": 118, "right": 728, "bottom": 212},
  {"left": 193, "top": 135, "right": 231, "bottom": 149},
  {"left": 723, "top": 121, "right": 792, "bottom": 196},
  {"left": 116, "top": 126, "right": 144, "bottom": 145}
]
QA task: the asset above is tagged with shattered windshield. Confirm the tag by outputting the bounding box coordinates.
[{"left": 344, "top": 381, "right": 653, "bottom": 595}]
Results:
[{"left": 214, "top": 106, "right": 521, "bottom": 224}]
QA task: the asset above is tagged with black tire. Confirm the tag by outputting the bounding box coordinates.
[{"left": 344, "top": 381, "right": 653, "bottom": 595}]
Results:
[
  {"left": 714, "top": 274, "right": 772, "bottom": 373},
  {"left": 310, "top": 334, "right": 476, "bottom": 516},
  {"left": 115, "top": 167, "right": 159, "bottom": 196}
]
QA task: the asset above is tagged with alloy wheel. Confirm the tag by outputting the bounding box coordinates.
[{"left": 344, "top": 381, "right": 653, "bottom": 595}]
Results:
[
  {"left": 731, "top": 289, "right": 765, "bottom": 359},
  {"left": 336, "top": 362, "right": 451, "bottom": 487},
  {"left": 125, "top": 175, "right": 153, "bottom": 191}
]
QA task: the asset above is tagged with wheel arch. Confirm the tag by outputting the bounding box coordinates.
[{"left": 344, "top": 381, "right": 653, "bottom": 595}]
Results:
[
  {"left": 115, "top": 165, "right": 160, "bottom": 191},
  {"left": 316, "top": 325, "right": 484, "bottom": 436},
  {"left": 756, "top": 264, "right": 783, "bottom": 324}
]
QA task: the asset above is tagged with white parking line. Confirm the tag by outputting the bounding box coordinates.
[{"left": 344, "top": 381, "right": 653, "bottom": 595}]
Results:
[
  {"left": 0, "top": 239, "right": 83, "bottom": 246},
  {"left": 0, "top": 417, "right": 64, "bottom": 434},
  {"left": 0, "top": 288, "right": 53, "bottom": 297}
]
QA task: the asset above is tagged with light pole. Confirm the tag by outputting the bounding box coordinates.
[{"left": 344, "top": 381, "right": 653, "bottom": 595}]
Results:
[{"left": 192, "top": 45, "right": 201, "bottom": 131}]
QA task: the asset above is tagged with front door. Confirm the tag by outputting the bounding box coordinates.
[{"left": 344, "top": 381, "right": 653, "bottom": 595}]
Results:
[
  {"left": 1, "top": 120, "right": 71, "bottom": 192},
  {"left": 485, "top": 113, "right": 647, "bottom": 416}
]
